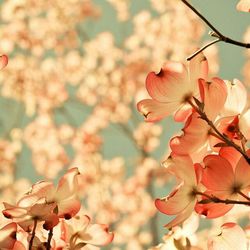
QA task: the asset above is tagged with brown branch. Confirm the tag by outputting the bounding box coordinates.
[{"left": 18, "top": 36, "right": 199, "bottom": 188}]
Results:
[
  {"left": 187, "top": 38, "right": 221, "bottom": 61},
  {"left": 180, "top": 0, "right": 250, "bottom": 59},
  {"left": 29, "top": 219, "right": 38, "bottom": 250},
  {"left": 196, "top": 191, "right": 250, "bottom": 206},
  {"left": 46, "top": 229, "right": 53, "bottom": 250}
]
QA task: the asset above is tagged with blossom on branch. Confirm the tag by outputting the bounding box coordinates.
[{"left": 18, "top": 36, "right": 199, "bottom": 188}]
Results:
[{"left": 137, "top": 53, "right": 208, "bottom": 122}]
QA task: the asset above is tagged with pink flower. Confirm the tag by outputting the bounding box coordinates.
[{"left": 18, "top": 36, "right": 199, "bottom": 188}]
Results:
[
  {"left": 196, "top": 151, "right": 250, "bottom": 218},
  {"left": 2, "top": 202, "right": 59, "bottom": 231},
  {"left": 137, "top": 54, "right": 208, "bottom": 122},
  {"left": 155, "top": 154, "right": 202, "bottom": 229},
  {"left": 2, "top": 168, "right": 81, "bottom": 232},
  {"left": 170, "top": 77, "right": 227, "bottom": 158},
  {"left": 18, "top": 167, "right": 81, "bottom": 220},
  {"left": 67, "top": 214, "right": 114, "bottom": 249}
]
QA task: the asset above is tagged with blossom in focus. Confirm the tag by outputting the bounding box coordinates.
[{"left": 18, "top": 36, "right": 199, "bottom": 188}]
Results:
[
  {"left": 195, "top": 152, "right": 250, "bottom": 218},
  {"left": 155, "top": 154, "right": 202, "bottom": 229},
  {"left": 170, "top": 77, "right": 227, "bottom": 159},
  {"left": 2, "top": 168, "right": 81, "bottom": 232},
  {"left": 137, "top": 53, "right": 208, "bottom": 122}
]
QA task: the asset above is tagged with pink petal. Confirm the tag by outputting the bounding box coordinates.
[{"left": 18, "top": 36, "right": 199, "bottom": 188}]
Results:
[
  {"left": 173, "top": 103, "right": 193, "bottom": 122},
  {"left": 56, "top": 168, "right": 80, "bottom": 201},
  {"left": 57, "top": 197, "right": 81, "bottom": 219},
  {"left": 195, "top": 191, "right": 233, "bottom": 218},
  {"left": 12, "top": 241, "right": 26, "bottom": 250},
  {"left": 234, "top": 150, "right": 250, "bottom": 189},
  {"left": 79, "top": 223, "right": 114, "bottom": 246},
  {"left": 199, "top": 77, "right": 227, "bottom": 120},
  {"left": 2, "top": 203, "right": 27, "bottom": 219},
  {"left": 189, "top": 53, "right": 208, "bottom": 83},
  {"left": 163, "top": 154, "right": 196, "bottom": 185},
  {"left": 239, "top": 108, "right": 250, "bottom": 139},
  {"left": 219, "top": 147, "right": 241, "bottom": 169},
  {"left": 137, "top": 98, "right": 178, "bottom": 122},
  {"left": 155, "top": 185, "right": 194, "bottom": 215},
  {"left": 0, "top": 223, "right": 17, "bottom": 249},
  {"left": 146, "top": 61, "right": 187, "bottom": 102},
  {"left": 237, "top": 0, "right": 250, "bottom": 12},
  {"left": 0, "top": 55, "right": 8, "bottom": 70},
  {"left": 208, "top": 223, "right": 247, "bottom": 250},
  {"left": 170, "top": 113, "right": 209, "bottom": 155},
  {"left": 164, "top": 201, "right": 196, "bottom": 229},
  {"left": 43, "top": 213, "right": 59, "bottom": 230},
  {"left": 222, "top": 79, "right": 247, "bottom": 116},
  {"left": 202, "top": 155, "right": 234, "bottom": 192},
  {"left": 18, "top": 181, "right": 54, "bottom": 207}
]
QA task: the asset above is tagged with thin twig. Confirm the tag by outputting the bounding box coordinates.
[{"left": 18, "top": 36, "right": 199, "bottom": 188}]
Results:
[
  {"left": 196, "top": 191, "right": 250, "bottom": 206},
  {"left": 238, "top": 191, "right": 250, "bottom": 201},
  {"left": 181, "top": 0, "right": 250, "bottom": 59},
  {"left": 187, "top": 38, "right": 221, "bottom": 61},
  {"left": 29, "top": 219, "right": 38, "bottom": 250},
  {"left": 46, "top": 229, "right": 53, "bottom": 250}
]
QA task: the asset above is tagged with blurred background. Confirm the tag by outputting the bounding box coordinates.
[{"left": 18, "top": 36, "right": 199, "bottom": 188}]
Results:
[{"left": 0, "top": 0, "right": 249, "bottom": 249}]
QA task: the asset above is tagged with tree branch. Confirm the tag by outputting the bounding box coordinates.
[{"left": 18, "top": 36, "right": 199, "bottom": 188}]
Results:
[
  {"left": 196, "top": 191, "right": 250, "bottom": 206},
  {"left": 187, "top": 38, "right": 221, "bottom": 61},
  {"left": 181, "top": 0, "right": 250, "bottom": 59}
]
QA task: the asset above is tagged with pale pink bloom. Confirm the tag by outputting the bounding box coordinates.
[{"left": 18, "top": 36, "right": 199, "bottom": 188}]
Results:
[
  {"left": 18, "top": 168, "right": 81, "bottom": 220},
  {"left": 155, "top": 155, "right": 202, "bottom": 229},
  {"left": 208, "top": 223, "right": 247, "bottom": 250},
  {"left": 237, "top": 0, "right": 250, "bottom": 12},
  {"left": 2, "top": 168, "right": 81, "bottom": 233},
  {"left": 67, "top": 214, "right": 114, "bottom": 249},
  {"left": 137, "top": 54, "right": 208, "bottom": 122},
  {"left": 2, "top": 201, "right": 59, "bottom": 231}
]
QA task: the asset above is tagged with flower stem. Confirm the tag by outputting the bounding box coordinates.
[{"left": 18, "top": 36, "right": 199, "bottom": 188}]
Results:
[
  {"left": 180, "top": 0, "right": 250, "bottom": 59},
  {"left": 46, "top": 228, "right": 53, "bottom": 250},
  {"left": 29, "top": 219, "right": 38, "bottom": 250}
]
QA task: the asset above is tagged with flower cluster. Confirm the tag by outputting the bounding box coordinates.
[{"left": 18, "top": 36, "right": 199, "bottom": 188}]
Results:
[
  {"left": 138, "top": 36, "right": 250, "bottom": 250},
  {"left": 0, "top": 168, "right": 113, "bottom": 249}
]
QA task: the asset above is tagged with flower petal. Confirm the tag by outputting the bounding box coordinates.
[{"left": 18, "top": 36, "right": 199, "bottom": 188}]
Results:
[
  {"left": 208, "top": 223, "right": 247, "bottom": 250},
  {"left": 164, "top": 201, "right": 196, "bottom": 229},
  {"left": 202, "top": 155, "right": 234, "bottom": 192},
  {"left": 237, "top": 0, "right": 250, "bottom": 12},
  {"left": 137, "top": 98, "right": 178, "bottom": 122},
  {"left": 56, "top": 168, "right": 80, "bottom": 201},
  {"left": 0, "top": 55, "right": 8, "bottom": 70},
  {"left": 146, "top": 62, "right": 187, "bottom": 102},
  {"left": 0, "top": 223, "right": 17, "bottom": 249}
]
